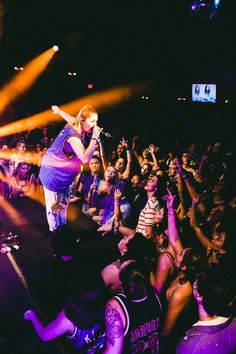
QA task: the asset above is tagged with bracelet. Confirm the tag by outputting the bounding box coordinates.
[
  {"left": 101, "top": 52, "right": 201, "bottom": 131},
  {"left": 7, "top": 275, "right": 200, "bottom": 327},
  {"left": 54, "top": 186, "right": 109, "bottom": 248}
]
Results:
[
  {"left": 114, "top": 202, "right": 120, "bottom": 206},
  {"left": 91, "top": 138, "right": 97, "bottom": 142},
  {"left": 182, "top": 173, "right": 188, "bottom": 179}
]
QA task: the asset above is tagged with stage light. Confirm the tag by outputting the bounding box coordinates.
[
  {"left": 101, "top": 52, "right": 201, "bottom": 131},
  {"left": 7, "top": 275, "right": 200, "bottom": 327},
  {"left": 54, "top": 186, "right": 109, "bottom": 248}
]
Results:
[
  {"left": 52, "top": 45, "right": 59, "bottom": 52},
  {"left": 190, "top": 0, "right": 221, "bottom": 20},
  {"left": 0, "top": 81, "right": 152, "bottom": 138},
  {"left": 68, "top": 72, "right": 77, "bottom": 76},
  {"left": 0, "top": 47, "right": 58, "bottom": 113}
]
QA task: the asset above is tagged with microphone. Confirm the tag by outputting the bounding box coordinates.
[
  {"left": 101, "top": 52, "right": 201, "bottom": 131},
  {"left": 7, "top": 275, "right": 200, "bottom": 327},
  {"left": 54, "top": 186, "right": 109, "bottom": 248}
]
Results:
[{"left": 100, "top": 130, "right": 114, "bottom": 139}]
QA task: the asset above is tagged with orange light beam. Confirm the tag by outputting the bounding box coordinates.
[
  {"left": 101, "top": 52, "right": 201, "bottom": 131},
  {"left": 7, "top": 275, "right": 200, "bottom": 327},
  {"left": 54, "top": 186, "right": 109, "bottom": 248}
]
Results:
[
  {"left": 0, "top": 47, "right": 57, "bottom": 113},
  {"left": 0, "top": 81, "right": 152, "bottom": 137},
  {"left": 0, "top": 150, "right": 41, "bottom": 166}
]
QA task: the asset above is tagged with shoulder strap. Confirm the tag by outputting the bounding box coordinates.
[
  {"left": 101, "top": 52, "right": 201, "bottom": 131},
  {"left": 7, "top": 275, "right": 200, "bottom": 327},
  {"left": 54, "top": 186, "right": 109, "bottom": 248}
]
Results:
[
  {"left": 152, "top": 288, "right": 163, "bottom": 312},
  {"left": 162, "top": 251, "right": 175, "bottom": 263},
  {"left": 113, "top": 294, "right": 130, "bottom": 336}
]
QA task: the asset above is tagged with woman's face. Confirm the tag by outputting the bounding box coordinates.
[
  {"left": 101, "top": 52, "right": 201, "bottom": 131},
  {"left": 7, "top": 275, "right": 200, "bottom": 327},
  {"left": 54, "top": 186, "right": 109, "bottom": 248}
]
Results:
[
  {"left": 210, "top": 222, "right": 226, "bottom": 251},
  {"left": 155, "top": 233, "right": 165, "bottom": 248},
  {"left": 142, "top": 148, "right": 149, "bottom": 159},
  {"left": 36, "top": 144, "right": 41, "bottom": 152},
  {"left": 115, "top": 158, "right": 125, "bottom": 172},
  {"left": 141, "top": 163, "right": 150, "bottom": 176},
  {"left": 168, "top": 164, "right": 176, "bottom": 177},
  {"left": 89, "top": 158, "right": 100, "bottom": 173},
  {"left": 104, "top": 166, "right": 116, "bottom": 182},
  {"left": 17, "top": 143, "right": 26, "bottom": 152},
  {"left": 19, "top": 164, "right": 30, "bottom": 177},
  {"left": 181, "top": 153, "right": 189, "bottom": 165},
  {"left": 116, "top": 144, "right": 124, "bottom": 156},
  {"left": 82, "top": 113, "right": 98, "bottom": 132}
]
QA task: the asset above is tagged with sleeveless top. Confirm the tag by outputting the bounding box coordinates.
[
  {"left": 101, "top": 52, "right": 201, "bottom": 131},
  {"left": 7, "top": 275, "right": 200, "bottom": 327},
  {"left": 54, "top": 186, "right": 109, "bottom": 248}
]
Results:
[
  {"left": 114, "top": 289, "right": 162, "bottom": 353},
  {"left": 39, "top": 125, "right": 81, "bottom": 192}
]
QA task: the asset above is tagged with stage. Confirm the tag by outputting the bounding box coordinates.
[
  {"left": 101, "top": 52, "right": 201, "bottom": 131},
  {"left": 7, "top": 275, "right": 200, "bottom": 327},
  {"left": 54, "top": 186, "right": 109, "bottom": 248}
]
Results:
[{"left": 0, "top": 197, "right": 97, "bottom": 354}]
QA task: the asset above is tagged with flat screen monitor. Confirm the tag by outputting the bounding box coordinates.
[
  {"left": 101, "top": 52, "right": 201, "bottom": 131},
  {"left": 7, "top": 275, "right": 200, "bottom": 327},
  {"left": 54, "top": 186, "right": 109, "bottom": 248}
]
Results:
[{"left": 192, "top": 84, "right": 216, "bottom": 103}]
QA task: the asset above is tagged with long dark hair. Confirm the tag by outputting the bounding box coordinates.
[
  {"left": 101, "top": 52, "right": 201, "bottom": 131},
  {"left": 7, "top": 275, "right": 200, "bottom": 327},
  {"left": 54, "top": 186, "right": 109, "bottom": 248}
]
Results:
[
  {"left": 65, "top": 270, "right": 106, "bottom": 328},
  {"left": 119, "top": 260, "right": 150, "bottom": 300},
  {"left": 179, "top": 248, "right": 207, "bottom": 285}
]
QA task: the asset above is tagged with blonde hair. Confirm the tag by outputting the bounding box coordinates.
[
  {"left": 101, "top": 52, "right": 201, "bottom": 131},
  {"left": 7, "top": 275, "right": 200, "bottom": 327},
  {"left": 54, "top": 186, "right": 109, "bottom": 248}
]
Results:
[{"left": 73, "top": 104, "right": 97, "bottom": 127}]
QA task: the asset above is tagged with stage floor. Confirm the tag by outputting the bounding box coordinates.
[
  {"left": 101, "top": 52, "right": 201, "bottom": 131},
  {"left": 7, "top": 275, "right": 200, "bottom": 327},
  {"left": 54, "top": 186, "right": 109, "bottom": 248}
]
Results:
[{"left": 0, "top": 197, "right": 97, "bottom": 354}]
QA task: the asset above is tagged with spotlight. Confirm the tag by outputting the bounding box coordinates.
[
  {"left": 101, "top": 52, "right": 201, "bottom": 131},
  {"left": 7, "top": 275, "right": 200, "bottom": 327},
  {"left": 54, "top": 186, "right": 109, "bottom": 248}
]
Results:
[
  {"left": 52, "top": 45, "right": 59, "bottom": 52},
  {"left": 190, "top": 0, "right": 221, "bottom": 20}
]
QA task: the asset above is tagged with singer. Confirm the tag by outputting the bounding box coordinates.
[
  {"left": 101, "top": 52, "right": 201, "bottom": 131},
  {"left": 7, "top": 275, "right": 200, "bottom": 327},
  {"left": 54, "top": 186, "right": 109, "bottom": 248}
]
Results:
[{"left": 39, "top": 104, "right": 103, "bottom": 231}]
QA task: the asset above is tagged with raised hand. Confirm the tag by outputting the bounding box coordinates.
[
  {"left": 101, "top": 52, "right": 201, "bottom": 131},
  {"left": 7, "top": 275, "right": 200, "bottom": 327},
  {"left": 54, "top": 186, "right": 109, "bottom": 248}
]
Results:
[
  {"left": 148, "top": 144, "right": 156, "bottom": 154},
  {"left": 51, "top": 105, "right": 60, "bottom": 114},
  {"left": 23, "top": 309, "right": 35, "bottom": 321},
  {"left": 114, "top": 188, "right": 122, "bottom": 203},
  {"left": 120, "top": 137, "right": 128, "bottom": 149},
  {"left": 162, "top": 188, "right": 176, "bottom": 209}
]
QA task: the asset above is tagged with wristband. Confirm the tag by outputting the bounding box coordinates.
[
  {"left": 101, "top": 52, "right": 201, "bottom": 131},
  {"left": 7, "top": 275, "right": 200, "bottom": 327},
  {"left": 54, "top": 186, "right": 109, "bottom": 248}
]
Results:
[
  {"left": 91, "top": 138, "right": 97, "bottom": 142},
  {"left": 114, "top": 202, "right": 120, "bottom": 206},
  {"left": 182, "top": 173, "right": 188, "bottom": 179}
]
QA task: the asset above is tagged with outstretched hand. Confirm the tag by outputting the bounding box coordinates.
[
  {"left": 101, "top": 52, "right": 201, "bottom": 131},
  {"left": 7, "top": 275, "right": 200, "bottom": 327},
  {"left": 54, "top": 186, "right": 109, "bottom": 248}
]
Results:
[
  {"left": 162, "top": 188, "right": 176, "bottom": 209},
  {"left": 114, "top": 188, "right": 122, "bottom": 203},
  {"left": 23, "top": 309, "right": 35, "bottom": 321},
  {"left": 51, "top": 105, "right": 60, "bottom": 114},
  {"left": 148, "top": 144, "right": 155, "bottom": 154},
  {"left": 120, "top": 137, "right": 129, "bottom": 149}
]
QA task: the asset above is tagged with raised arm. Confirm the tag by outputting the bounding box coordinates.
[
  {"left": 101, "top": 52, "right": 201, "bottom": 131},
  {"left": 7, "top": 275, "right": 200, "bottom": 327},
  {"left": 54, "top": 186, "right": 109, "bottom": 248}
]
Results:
[
  {"left": 163, "top": 189, "right": 183, "bottom": 256},
  {"left": 198, "top": 151, "right": 208, "bottom": 176},
  {"left": 114, "top": 188, "right": 122, "bottom": 223},
  {"left": 175, "top": 157, "right": 206, "bottom": 215},
  {"left": 148, "top": 144, "right": 158, "bottom": 171},
  {"left": 189, "top": 195, "right": 210, "bottom": 251},
  {"left": 120, "top": 137, "right": 132, "bottom": 179},
  {"left": 51, "top": 105, "right": 75, "bottom": 125},
  {"left": 131, "top": 135, "right": 142, "bottom": 165}
]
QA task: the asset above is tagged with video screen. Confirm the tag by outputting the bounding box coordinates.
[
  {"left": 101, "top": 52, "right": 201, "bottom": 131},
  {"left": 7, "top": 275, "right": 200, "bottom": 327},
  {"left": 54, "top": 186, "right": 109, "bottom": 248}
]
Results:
[{"left": 192, "top": 84, "right": 216, "bottom": 103}]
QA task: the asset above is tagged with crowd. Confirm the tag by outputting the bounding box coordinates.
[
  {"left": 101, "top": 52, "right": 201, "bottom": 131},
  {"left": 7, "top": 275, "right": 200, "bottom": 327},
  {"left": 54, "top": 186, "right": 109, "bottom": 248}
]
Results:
[{"left": 1, "top": 106, "right": 236, "bottom": 353}]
